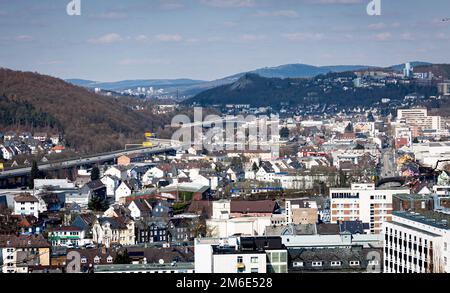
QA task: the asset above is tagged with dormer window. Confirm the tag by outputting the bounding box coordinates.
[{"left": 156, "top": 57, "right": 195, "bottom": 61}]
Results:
[
  {"left": 107, "top": 256, "right": 113, "bottom": 263},
  {"left": 81, "top": 257, "right": 87, "bottom": 264},
  {"left": 94, "top": 256, "right": 100, "bottom": 264}
]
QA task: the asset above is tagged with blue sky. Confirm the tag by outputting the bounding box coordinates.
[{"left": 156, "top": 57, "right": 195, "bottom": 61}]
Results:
[{"left": 0, "top": 0, "right": 449, "bottom": 81}]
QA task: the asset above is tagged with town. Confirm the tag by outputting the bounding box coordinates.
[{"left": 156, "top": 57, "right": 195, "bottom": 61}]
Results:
[{"left": 1, "top": 63, "right": 450, "bottom": 274}]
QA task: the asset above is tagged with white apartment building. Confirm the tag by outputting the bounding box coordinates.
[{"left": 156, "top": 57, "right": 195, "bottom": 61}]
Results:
[
  {"left": 329, "top": 183, "right": 410, "bottom": 234},
  {"left": 383, "top": 211, "right": 450, "bottom": 273},
  {"left": 13, "top": 194, "right": 39, "bottom": 219},
  {"left": 397, "top": 108, "right": 445, "bottom": 132},
  {"left": 194, "top": 236, "right": 287, "bottom": 273}
]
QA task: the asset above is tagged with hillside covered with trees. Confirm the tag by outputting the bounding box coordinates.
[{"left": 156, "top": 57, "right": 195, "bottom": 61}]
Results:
[
  {"left": 184, "top": 72, "right": 438, "bottom": 108},
  {"left": 0, "top": 68, "right": 172, "bottom": 154}
]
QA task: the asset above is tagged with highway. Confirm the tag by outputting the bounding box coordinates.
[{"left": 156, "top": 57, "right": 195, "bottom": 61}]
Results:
[{"left": 0, "top": 140, "right": 177, "bottom": 179}]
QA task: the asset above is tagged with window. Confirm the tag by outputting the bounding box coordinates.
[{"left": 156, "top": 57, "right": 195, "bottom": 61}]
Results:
[
  {"left": 251, "top": 268, "right": 258, "bottom": 273},
  {"left": 350, "top": 261, "right": 360, "bottom": 266},
  {"left": 237, "top": 256, "right": 243, "bottom": 263},
  {"left": 81, "top": 257, "right": 87, "bottom": 264},
  {"left": 293, "top": 262, "right": 303, "bottom": 267},
  {"left": 94, "top": 256, "right": 100, "bottom": 264},
  {"left": 331, "top": 261, "right": 341, "bottom": 267},
  {"left": 312, "top": 261, "right": 322, "bottom": 267},
  {"left": 251, "top": 257, "right": 258, "bottom": 264},
  {"left": 107, "top": 256, "right": 113, "bottom": 263},
  {"left": 368, "top": 260, "right": 379, "bottom": 266}
]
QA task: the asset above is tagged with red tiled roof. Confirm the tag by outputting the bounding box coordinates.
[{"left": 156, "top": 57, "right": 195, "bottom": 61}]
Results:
[
  {"left": 14, "top": 193, "right": 39, "bottom": 203},
  {"left": 231, "top": 200, "right": 277, "bottom": 214}
]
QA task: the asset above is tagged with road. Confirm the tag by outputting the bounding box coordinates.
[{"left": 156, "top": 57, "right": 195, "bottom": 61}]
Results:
[
  {"left": 380, "top": 147, "right": 397, "bottom": 179},
  {"left": 0, "top": 141, "right": 177, "bottom": 179}
]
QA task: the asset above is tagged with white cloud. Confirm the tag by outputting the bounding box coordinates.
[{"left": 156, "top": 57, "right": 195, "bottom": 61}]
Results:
[
  {"left": 14, "top": 35, "right": 34, "bottom": 42},
  {"left": 374, "top": 32, "right": 392, "bottom": 41},
  {"left": 155, "top": 34, "right": 184, "bottom": 42},
  {"left": 200, "top": 0, "right": 256, "bottom": 8},
  {"left": 400, "top": 33, "right": 415, "bottom": 41},
  {"left": 135, "top": 35, "right": 150, "bottom": 42},
  {"left": 283, "top": 32, "right": 325, "bottom": 41},
  {"left": 368, "top": 22, "right": 387, "bottom": 30},
  {"left": 89, "top": 33, "right": 123, "bottom": 44},
  {"left": 238, "top": 34, "right": 267, "bottom": 41},
  {"left": 160, "top": 1, "right": 185, "bottom": 10},
  {"left": 252, "top": 10, "right": 299, "bottom": 18}
]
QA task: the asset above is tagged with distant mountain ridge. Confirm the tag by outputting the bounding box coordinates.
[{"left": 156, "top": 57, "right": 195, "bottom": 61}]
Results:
[{"left": 66, "top": 61, "right": 433, "bottom": 97}]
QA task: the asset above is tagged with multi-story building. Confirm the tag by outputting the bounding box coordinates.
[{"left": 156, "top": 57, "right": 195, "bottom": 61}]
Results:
[
  {"left": 397, "top": 108, "right": 445, "bottom": 133},
  {"left": 13, "top": 193, "right": 39, "bottom": 219},
  {"left": 0, "top": 234, "right": 51, "bottom": 273},
  {"left": 383, "top": 211, "right": 450, "bottom": 273},
  {"left": 285, "top": 198, "right": 318, "bottom": 224},
  {"left": 92, "top": 217, "right": 135, "bottom": 248},
  {"left": 47, "top": 226, "right": 90, "bottom": 247},
  {"left": 329, "top": 183, "right": 410, "bottom": 234},
  {"left": 195, "top": 236, "right": 288, "bottom": 273}
]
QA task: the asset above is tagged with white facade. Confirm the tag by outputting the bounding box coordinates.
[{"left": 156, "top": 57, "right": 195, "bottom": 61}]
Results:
[
  {"left": 194, "top": 237, "right": 266, "bottom": 273},
  {"left": 115, "top": 182, "right": 132, "bottom": 203},
  {"left": 330, "top": 183, "right": 410, "bottom": 234},
  {"left": 104, "top": 166, "right": 128, "bottom": 181},
  {"left": 13, "top": 198, "right": 39, "bottom": 219},
  {"left": 383, "top": 212, "right": 450, "bottom": 273},
  {"left": 101, "top": 175, "right": 120, "bottom": 198},
  {"left": 207, "top": 216, "right": 271, "bottom": 238}
]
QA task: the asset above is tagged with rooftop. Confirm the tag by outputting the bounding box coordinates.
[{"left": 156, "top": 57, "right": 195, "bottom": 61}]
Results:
[
  {"left": 393, "top": 211, "right": 450, "bottom": 230},
  {"left": 94, "top": 262, "right": 194, "bottom": 272}
]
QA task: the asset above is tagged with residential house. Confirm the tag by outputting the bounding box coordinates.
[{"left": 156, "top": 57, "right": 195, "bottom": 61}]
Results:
[
  {"left": 13, "top": 193, "right": 39, "bottom": 219},
  {"left": 33, "top": 132, "right": 48, "bottom": 142},
  {"left": 115, "top": 181, "right": 133, "bottom": 203},
  {"left": 0, "top": 234, "right": 51, "bottom": 273},
  {"left": 47, "top": 226, "right": 91, "bottom": 247},
  {"left": 127, "top": 199, "right": 152, "bottom": 220},
  {"left": 104, "top": 166, "right": 129, "bottom": 181},
  {"left": 81, "top": 180, "right": 107, "bottom": 201},
  {"left": 100, "top": 175, "right": 120, "bottom": 198},
  {"left": 92, "top": 217, "right": 135, "bottom": 248}
]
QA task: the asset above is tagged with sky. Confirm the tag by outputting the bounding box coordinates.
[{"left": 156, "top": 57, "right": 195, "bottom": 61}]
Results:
[{"left": 0, "top": 0, "right": 449, "bottom": 81}]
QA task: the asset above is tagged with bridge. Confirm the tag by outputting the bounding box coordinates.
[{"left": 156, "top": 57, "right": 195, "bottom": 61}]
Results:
[{"left": 0, "top": 140, "right": 179, "bottom": 187}]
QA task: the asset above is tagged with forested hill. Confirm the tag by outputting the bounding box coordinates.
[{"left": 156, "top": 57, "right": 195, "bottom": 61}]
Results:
[
  {"left": 184, "top": 72, "right": 438, "bottom": 108},
  {"left": 0, "top": 68, "right": 168, "bottom": 154}
]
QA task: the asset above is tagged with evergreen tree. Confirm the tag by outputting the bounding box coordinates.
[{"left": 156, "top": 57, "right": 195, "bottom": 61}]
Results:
[
  {"left": 280, "top": 127, "right": 290, "bottom": 139},
  {"left": 114, "top": 249, "right": 132, "bottom": 264},
  {"left": 344, "top": 123, "right": 354, "bottom": 133},
  {"left": 338, "top": 170, "right": 349, "bottom": 187},
  {"left": 88, "top": 195, "right": 109, "bottom": 212},
  {"left": 91, "top": 166, "right": 100, "bottom": 181},
  {"left": 29, "top": 161, "right": 40, "bottom": 189},
  {"left": 252, "top": 162, "right": 259, "bottom": 172}
]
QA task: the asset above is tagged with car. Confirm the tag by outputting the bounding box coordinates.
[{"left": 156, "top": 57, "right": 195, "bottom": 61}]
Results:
[
  {"left": 62, "top": 243, "right": 75, "bottom": 249},
  {"left": 84, "top": 243, "right": 96, "bottom": 249}
]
